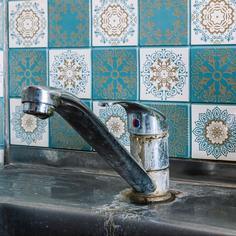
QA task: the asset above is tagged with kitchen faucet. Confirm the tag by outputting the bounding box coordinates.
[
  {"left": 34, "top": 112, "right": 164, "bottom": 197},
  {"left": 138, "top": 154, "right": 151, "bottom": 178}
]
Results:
[{"left": 22, "top": 86, "right": 171, "bottom": 203}]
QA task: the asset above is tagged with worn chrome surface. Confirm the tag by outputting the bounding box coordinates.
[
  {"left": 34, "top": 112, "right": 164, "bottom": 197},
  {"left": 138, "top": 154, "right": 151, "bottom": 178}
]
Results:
[
  {"left": 116, "top": 102, "right": 170, "bottom": 201},
  {"left": 0, "top": 164, "right": 235, "bottom": 236},
  {"left": 130, "top": 134, "right": 169, "bottom": 170},
  {"left": 22, "top": 86, "right": 156, "bottom": 194},
  {"left": 130, "top": 134, "right": 170, "bottom": 200},
  {"left": 114, "top": 102, "right": 168, "bottom": 136}
]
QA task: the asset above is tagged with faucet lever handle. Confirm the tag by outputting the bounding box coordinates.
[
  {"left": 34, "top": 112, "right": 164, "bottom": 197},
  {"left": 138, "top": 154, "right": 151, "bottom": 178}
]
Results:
[{"left": 114, "top": 102, "right": 168, "bottom": 136}]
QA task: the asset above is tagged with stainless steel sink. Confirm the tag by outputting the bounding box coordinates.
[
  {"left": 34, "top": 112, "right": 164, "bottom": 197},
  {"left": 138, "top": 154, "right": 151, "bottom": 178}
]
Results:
[{"left": 0, "top": 160, "right": 235, "bottom": 236}]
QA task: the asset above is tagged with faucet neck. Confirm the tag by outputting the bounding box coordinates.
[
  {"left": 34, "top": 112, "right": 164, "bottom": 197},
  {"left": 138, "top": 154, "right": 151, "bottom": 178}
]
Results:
[
  {"left": 22, "top": 86, "right": 156, "bottom": 194},
  {"left": 56, "top": 97, "right": 156, "bottom": 194}
]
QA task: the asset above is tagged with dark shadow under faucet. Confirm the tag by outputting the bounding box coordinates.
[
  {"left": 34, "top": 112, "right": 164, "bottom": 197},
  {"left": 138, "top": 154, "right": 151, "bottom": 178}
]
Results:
[{"left": 22, "top": 86, "right": 171, "bottom": 203}]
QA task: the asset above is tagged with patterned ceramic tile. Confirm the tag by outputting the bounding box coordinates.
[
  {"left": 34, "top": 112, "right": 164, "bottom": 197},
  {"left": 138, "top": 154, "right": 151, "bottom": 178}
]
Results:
[
  {"left": 49, "top": 49, "right": 91, "bottom": 99},
  {"left": 92, "top": 0, "right": 138, "bottom": 46},
  {"left": 49, "top": 100, "right": 92, "bottom": 151},
  {"left": 0, "top": 1, "right": 3, "bottom": 49},
  {"left": 0, "top": 98, "right": 3, "bottom": 146},
  {"left": 192, "top": 104, "right": 236, "bottom": 161},
  {"left": 0, "top": 50, "right": 3, "bottom": 97},
  {"left": 191, "top": 47, "right": 236, "bottom": 103},
  {"left": 10, "top": 98, "right": 49, "bottom": 147},
  {"left": 9, "top": 49, "right": 47, "bottom": 97},
  {"left": 93, "top": 101, "right": 130, "bottom": 149},
  {"left": 140, "top": 48, "right": 189, "bottom": 101},
  {"left": 9, "top": 0, "right": 48, "bottom": 48},
  {"left": 191, "top": 0, "right": 236, "bottom": 45},
  {"left": 49, "top": 0, "right": 90, "bottom": 47},
  {"left": 140, "top": 0, "right": 189, "bottom": 46},
  {"left": 4, "top": 0, "right": 236, "bottom": 161},
  {"left": 92, "top": 48, "right": 138, "bottom": 100},
  {"left": 145, "top": 102, "right": 190, "bottom": 158}
]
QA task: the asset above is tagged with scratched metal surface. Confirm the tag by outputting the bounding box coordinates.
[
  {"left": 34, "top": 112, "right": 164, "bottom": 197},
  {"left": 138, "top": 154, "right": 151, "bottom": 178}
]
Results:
[
  {"left": 0, "top": 164, "right": 235, "bottom": 236},
  {"left": 8, "top": 146, "right": 236, "bottom": 187}
]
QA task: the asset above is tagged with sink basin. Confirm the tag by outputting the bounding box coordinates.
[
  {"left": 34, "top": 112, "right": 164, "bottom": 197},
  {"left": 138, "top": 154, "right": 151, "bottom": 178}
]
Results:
[{"left": 0, "top": 164, "right": 235, "bottom": 236}]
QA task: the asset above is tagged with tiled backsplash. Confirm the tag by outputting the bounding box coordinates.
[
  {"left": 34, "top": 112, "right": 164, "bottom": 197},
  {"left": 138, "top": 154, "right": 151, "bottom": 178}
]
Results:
[{"left": 1, "top": 0, "right": 236, "bottom": 162}]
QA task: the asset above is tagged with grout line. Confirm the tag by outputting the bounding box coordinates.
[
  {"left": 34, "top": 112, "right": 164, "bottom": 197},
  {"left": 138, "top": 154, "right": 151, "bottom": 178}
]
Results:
[{"left": 3, "top": 0, "right": 236, "bottom": 161}]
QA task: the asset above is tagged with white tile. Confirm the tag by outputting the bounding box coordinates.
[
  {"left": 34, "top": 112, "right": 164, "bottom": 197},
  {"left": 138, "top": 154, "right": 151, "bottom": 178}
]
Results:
[
  {"left": 10, "top": 99, "right": 49, "bottom": 147},
  {"left": 9, "top": 0, "right": 48, "bottom": 48},
  {"left": 0, "top": 51, "right": 3, "bottom": 97},
  {"left": 93, "top": 101, "right": 130, "bottom": 150},
  {"left": 92, "top": 0, "right": 138, "bottom": 46},
  {"left": 140, "top": 47, "right": 189, "bottom": 102},
  {"left": 191, "top": 0, "right": 236, "bottom": 45},
  {"left": 49, "top": 49, "right": 91, "bottom": 99},
  {"left": 192, "top": 104, "right": 236, "bottom": 161}
]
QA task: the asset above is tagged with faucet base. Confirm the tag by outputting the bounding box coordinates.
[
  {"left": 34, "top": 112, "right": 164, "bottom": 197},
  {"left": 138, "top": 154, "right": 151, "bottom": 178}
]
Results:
[{"left": 122, "top": 189, "right": 173, "bottom": 204}]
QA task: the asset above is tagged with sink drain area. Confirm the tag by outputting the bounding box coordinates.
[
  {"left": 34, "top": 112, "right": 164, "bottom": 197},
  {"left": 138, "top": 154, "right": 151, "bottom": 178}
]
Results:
[{"left": 121, "top": 189, "right": 178, "bottom": 204}]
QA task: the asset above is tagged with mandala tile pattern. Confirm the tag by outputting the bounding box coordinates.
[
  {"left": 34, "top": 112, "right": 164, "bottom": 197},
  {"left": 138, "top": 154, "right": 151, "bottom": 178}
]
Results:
[
  {"left": 93, "top": 48, "right": 137, "bottom": 100},
  {"left": 49, "top": 49, "right": 91, "bottom": 99},
  {"left": 192, "top": 105, "right": 236, "bottom": 160},
  {"left": 92, "top": 0, "right": 138, "bottom": 46},
  {"left": 93, "top": 102, "right": 129, "bottom": 148},
  {"left": 0, "top": 98, "right": 3, "bottom": 146},
  {"left": 10, "top": 99, "right": 49, "bottom": 147},
  {"left": 0, "top": 50, "right": 3, "bottom": 97},
  {"left": 191, "top": 47, "right": 236, "bottom": 103},
  {"left": 49, "top": 0, "right": 90, "bottom": 47},
  {"left": 140, "top": 48, "right": 189, "bottom": 101},
  {"left": 145, "top": 103, "right": 190, "bottom": 158},
  {"left": 4, "top": 0, "right": 236, "bottom": 160},
  {"left": 140, "top": 0, "right": 188, "bottom": 45},
  {"left": 9, "top": 0, "right": 48, "bottom": 48},
  {"left": 192, "top": 0, "right": 236, "bottom": 44},
  {"left": 9, "top": 49, "right": 47, "bottom": 97},
  {"left": 50, "top": 107, "right": 92, "bottom": 151}
]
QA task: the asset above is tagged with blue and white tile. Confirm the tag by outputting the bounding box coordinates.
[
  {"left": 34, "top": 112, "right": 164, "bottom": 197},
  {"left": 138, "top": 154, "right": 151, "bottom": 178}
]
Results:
[
  {"left": 93, "top": 101, "right": 130, "bottom": 150},
  {"left": 192, "top": 104, "right": 236, "bottom": 161},
  {"left": 49, "top": 0, "right": 90, "bottom": 47},
  {"left": 92, "top": 48, "right": 138, "bottom": 100},
  {"left": 9, "top": 0, "right": 48, "bottom": 48},
  {"left": 191, "top": 0, "right": 236, "bottom": 45},
  {"left": 49, "top": 49, "right": 91, "bottom": 99},
  {"left": 9, "top": 49, "right": 47, "bottom": 97},
  {"left": 140, "top": 48, "right": 189, "bottom": 101},
  {"left": 140, "top": 0, "right": 189, "bottom": 46},
  {"left": 145, "top": 102, "right": 190, "bottom": 158},
  {"left": 0, "top": 50, "right": 3, "bottom": 97},
  {"left": 191, "top": 47, "right": 236, "bottom": 103},
  {"left": 10, "top": 99, "right": 49, "bottom": 147},
  {"left": 92, "top": 0, "right": 138, "bottom": 46}
]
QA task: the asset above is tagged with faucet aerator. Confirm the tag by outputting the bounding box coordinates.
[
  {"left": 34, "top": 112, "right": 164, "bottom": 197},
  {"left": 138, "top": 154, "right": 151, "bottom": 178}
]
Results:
[{"left": 22, "top": 102, "right": 54, "bottom": 120}]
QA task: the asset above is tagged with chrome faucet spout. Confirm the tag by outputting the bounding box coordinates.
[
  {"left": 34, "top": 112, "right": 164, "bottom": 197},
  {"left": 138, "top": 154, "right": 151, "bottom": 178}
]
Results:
[{"left": 22, "top": 86, "right": 156, "bottom": 194}]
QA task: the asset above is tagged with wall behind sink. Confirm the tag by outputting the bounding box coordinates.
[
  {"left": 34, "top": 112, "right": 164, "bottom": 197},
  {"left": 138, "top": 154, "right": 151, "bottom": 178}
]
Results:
[
  {"left": 0, "top": 0, "right": 4, "bottom": 164},
  {"left": 2, "top": 0, "right": 236, "bottom": 162}
]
